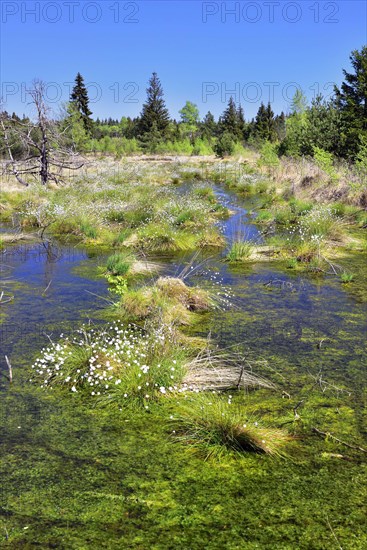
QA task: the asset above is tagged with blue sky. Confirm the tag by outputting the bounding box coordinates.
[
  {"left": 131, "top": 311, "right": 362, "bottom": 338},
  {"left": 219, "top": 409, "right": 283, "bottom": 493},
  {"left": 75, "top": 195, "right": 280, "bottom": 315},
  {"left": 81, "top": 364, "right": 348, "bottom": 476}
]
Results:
[{"left": 1, "top": 1, "right": 366, "bottom": 121}]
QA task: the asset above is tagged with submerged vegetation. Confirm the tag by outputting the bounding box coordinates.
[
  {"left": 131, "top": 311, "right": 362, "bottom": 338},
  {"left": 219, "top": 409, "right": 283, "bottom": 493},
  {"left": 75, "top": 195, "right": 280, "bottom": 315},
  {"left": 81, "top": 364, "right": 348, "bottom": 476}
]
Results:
[
  {"left": 1, "top": 154, "right": 367, "bottom": 548},
  {"left": 1, "top": 44, "right": 367, "bottom": 548}
]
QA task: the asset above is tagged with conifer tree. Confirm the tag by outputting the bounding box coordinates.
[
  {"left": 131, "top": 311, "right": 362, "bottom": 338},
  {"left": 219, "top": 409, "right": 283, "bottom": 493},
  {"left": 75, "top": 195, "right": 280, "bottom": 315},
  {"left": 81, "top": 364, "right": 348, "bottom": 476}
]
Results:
[
  {"left": 237, "top": 104, "right": 246, "bottom": 139},
  {"left": 219, "top": 97, "right": 241, "bottom": 140},
  {"left": 334, "top": 46, "right": 367, "bottom": 158},
  {"left": 201, "top": 111, "right": 217, "bottom": 140},
  {"left": 138, "top": 72, "right": 170, "bottom": 140},
  {"left": 254, "top": 102, "right": 276, "bottom": 142},
  {"left": 70, "top": 73, "right": 93, "bottom": 135}
]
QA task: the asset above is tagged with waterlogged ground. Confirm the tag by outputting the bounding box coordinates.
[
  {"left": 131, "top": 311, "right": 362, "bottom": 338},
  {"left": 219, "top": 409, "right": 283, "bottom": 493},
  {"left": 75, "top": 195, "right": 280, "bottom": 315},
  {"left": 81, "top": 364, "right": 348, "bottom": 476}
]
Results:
[{"left": 1, "top": 178, "right": 367, "bottom": 549}]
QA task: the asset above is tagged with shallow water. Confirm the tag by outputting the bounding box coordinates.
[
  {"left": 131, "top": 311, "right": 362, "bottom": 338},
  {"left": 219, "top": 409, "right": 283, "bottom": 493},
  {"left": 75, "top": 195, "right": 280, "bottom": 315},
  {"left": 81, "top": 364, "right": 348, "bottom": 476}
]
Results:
[
  {"left": 1, "top": 180, "right": 367, "bottom": 548},
  {"left": 0, "top": 241, "right": 109, "bottom": 376}
]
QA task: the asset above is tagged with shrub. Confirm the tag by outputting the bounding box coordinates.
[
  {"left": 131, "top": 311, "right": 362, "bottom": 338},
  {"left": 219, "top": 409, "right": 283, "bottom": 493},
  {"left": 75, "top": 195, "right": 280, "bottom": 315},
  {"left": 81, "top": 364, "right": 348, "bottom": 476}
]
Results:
[
  {"left": 257, "top": 141, "right": 280, "bottom": 173},
  {"left": 313, "top": 146, "right": 338, "bottom": 182},
  {"left": 214, "top": 133, "right": 236, "bottom": 157}
]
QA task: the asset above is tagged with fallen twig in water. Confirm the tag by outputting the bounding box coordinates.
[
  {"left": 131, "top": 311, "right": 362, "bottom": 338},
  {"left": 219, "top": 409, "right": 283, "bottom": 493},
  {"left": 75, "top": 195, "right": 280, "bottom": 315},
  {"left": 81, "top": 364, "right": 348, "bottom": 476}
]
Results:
[
  {"left": 312, "top": 427, "right": 367, "bottom": 454},
  {"left": 0, "top": 291, "right": 14, "bottom": 305},
  {"left": 5, "top": 355, "right": 13, "bottom": 383}
]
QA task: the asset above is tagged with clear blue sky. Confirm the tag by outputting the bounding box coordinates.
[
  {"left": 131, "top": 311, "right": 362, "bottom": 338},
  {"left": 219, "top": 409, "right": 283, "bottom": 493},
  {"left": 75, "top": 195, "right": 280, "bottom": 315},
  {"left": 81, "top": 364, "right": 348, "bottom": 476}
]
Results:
[{"left": 1, "top": 1, "right": 366, "bottom": 121}]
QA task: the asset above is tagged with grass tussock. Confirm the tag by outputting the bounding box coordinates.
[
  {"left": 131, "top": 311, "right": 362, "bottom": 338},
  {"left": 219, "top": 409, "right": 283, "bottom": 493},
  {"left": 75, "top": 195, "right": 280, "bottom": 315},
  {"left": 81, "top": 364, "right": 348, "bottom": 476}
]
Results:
[
  {"left": 118, "top": 276, "right": 213, "bottom": 327},
  {"left": 226, "top": 241, "right": 254, "bottom": 262},
  {"left": 171, "top": 394, "right": 292, "bottom": 458}
]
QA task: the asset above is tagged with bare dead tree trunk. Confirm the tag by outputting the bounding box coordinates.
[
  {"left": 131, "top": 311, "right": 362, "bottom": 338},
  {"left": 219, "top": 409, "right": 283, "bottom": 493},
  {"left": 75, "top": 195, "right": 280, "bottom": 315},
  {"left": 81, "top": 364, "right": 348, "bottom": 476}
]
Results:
[
  {"left": 1, "top": 80, "right": 85, "bottom": 187},
  {"left": 40, "top": 129, "right": 48, "bottom": 185}
]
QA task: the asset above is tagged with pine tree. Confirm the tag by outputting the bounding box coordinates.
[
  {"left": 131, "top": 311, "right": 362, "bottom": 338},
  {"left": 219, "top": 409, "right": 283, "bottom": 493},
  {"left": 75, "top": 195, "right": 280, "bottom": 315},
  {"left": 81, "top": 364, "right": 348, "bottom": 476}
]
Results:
[
  {"left": 70, "top": 73, "right": 93, "bottom": 135},
  {"left": 138, "top": 72, "right": 170, "bottom": 140}
]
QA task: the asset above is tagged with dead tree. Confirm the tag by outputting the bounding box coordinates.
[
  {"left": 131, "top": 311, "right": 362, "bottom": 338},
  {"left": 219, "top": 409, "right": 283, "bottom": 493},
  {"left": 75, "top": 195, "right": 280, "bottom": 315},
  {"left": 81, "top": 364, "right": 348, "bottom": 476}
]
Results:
[{"left": 1, "top": 80, "right": 84, "bottom": 186}]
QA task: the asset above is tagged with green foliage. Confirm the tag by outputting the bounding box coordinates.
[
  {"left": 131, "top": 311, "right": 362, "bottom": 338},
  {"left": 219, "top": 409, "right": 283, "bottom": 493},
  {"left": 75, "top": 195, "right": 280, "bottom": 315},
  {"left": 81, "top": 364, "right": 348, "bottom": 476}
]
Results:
[
  {"left": 280, "top": 111, "right": 308, "bottom": 156},
  {"left": 258, "top": 141, "right": 280, "bottom": 172},
  {"left": 200, "top": 111, "right": 217, "bottom": 140},
  {"left": 105, "top": 274, "right": 129, "bottom": 296},
  {"left": 179, "top": 101, "right": 200, "bottom": 126},
  {"left": 192, "top": 138, "right": 214, "bottom": 156},
  {"left": 290, "top": 89, "right": 308, "bottom": 114},
  {"left": 138, "top": 72, "right": 170, "bottom": 142},
  {"left": 355, "top": 134, "right": 367, "bottom": 180},
  {"left": 340, "top": 271, "right": 355, "bottom": 283},
  {"left": 334, "top": 46, "right": 367, "bottom": 159},
  {"left": 313, "top": 146, "right": 338, "bottom": 182},
  {"left": 253, "top": 102, "right": 277, "bottom": 142},
  {"left": 70, "top": 72, "right": 94, "bottom": 135},
  {"left": 64, "top": 102, "right": 89, "bottom": 152},
  {"left": 219, "top": 97, "right": 243, "bottom": 140},
  {"left": 214, "top": 131, "right": 236, "bottom": 157},
  {"left": 79, "top": 219, "right": 98, "bottom": 239}
]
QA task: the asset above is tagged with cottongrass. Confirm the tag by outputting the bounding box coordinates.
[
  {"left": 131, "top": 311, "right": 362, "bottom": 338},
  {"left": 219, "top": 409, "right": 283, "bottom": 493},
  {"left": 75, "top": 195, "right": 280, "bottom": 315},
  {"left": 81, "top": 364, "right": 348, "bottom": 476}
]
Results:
[{"left": 30, "top": 321, "right": 188, "bottom": 406}]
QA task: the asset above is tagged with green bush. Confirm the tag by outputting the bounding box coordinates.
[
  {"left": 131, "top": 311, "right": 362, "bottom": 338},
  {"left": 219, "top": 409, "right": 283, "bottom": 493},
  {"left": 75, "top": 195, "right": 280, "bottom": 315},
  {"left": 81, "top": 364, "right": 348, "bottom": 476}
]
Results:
[
  {"left": 214, "top": 133, "right": 236, "bottom": 157},
  {"left": 313, "top": 146, "right": 338, "bottom": 182}
]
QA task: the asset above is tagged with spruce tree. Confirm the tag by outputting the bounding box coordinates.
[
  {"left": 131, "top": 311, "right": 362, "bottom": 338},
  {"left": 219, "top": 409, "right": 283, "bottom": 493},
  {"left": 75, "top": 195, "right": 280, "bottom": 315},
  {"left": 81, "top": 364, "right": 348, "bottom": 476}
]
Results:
[
  {"left": 254, "top": 102, "right": 276, "bottom": 142},
  {"left": 201, "top": 111, "right": 217, "bottom": 140},
  {"left": 237, "top": 104, "right": 246, "bottom": 139},
  {"left": 138, "top": 72, "right": 170, "bottom": 140},
  {"left": 334, "top": 46, "right": 367, "bottom": 158},
  {"left": 219, "top": 97, "right": 241, "bottom": 140},
  {"left": 274, "top": 112, "right": 286, "bottom": 141},
  {"left": 70, "top": 73, "right": 93, "bottom": 135}
]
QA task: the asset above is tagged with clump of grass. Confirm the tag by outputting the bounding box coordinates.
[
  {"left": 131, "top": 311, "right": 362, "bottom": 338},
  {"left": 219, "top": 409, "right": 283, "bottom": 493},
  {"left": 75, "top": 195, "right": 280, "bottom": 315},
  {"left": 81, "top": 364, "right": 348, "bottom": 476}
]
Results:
[
  {"left": 106, "top": 252, "right": 133, "bottom": 276},
  {"left": 340, "top": 271, "right": 355, "bottom": 283},
  {"left": 80, "top": 219, "right": 98, "bottom": 239},
  {"left": 226, "top": 241, "right": 253, "bottom": 262},
  {"left": 196, "top": 228, "right": 226, "bottom": 248},
  {"left": 171, "top": 394, "right": 292, "bottom": 458},
  {"left": 194, "top": 186, "right": 216, "bottom": 202},
  {"left": 299, "top": 206, "right": 346, "bottom": 241},
  {"left": 156, "top": 277, "right": 212, "bottom": 312},
  {"left": 135, "top": 223, "right": 198, "bottom": 252},
  {"left": 30, "top": 321, "right": 188, "bottom": 405},
  {"left": 119, "top": 276, "right": 213, "bottom": 327}
]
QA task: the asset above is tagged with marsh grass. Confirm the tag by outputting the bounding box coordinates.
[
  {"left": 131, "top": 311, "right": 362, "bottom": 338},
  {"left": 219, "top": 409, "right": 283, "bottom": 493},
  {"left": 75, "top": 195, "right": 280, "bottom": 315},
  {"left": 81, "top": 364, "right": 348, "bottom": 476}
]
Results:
[
  {"left": 226, "top": 241, "right": 254, "bottom": 262},
  {"left": 340, "top": 271, "right": 355, "bottom": 283},
  {"left": 106, "top": 252, "right": 134, "bottom": 276},
  {"left": 30, "top": 321, "right": 189, "bottom": 405},
  {"left": 171, "top": 394, "right": 292, "bottom": 458},
  {"left": 118, "top": 276, "right": 214, "bottom": 328}
]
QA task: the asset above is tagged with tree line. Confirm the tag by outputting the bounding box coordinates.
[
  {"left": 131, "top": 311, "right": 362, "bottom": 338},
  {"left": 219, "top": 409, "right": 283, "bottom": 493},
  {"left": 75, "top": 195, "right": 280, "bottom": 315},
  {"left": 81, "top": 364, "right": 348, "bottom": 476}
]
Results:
[{"left": 1, "top": 46, "right": 366, "bottom": 184}]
